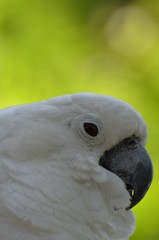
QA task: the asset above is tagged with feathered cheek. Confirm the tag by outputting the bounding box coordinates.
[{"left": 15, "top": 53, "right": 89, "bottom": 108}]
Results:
[
  {"left": 69, "top": 154, "right": 130, "bottom": 210},
  {"left": 69, "top": 153, "right": 108, "bottom": 184}
]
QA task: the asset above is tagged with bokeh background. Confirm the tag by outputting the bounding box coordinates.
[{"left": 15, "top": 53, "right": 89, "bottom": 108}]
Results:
[{"left": 0, "top": 0, "right": 158, "bottom": 239}]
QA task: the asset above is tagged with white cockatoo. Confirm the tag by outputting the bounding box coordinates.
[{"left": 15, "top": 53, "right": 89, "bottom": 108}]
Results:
[{"left": 0, "top": 93, "right": 153, "bottom": 240}]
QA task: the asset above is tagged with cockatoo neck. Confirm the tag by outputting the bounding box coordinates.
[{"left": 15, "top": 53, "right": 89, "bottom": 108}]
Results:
[{"left": 2, "top": 152, "right": 135, "bottom": 240}]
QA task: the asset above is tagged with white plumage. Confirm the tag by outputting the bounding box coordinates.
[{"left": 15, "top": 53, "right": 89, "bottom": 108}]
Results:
[{"left": 0, "top": 93, "right": 152, "bottom": 240}]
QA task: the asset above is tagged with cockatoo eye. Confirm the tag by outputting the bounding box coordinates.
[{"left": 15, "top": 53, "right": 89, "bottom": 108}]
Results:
[{"left": 83, "top": 122, "right": 99, "bottom": 137}]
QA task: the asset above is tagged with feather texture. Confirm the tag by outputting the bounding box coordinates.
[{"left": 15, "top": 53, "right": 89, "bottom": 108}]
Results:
[{"left": 0, "top": 93, "right": 147, "bottom": 239}]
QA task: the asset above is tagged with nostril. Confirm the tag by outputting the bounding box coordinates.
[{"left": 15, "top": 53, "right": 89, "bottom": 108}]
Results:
[{"left": 126, "top": 137, "right": 139, "bottom": 149}]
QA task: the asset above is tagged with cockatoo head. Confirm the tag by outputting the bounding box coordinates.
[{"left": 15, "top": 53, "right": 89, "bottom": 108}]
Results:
[
  {"left": 1, "top": 93, "right": 153, "bottom": 239},
  {"left": 47, "top": 93, "right": 153, "bottom": 210}
]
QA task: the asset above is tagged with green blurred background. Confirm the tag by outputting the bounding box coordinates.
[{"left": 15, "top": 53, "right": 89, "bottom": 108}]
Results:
[{"left": 0, "top": 0, "right": 158, "bottom": 239}]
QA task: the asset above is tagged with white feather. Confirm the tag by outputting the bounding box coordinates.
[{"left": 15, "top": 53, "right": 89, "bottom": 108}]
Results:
[{"left": 0, "top": 93, "right": 147, "bottom": 239}]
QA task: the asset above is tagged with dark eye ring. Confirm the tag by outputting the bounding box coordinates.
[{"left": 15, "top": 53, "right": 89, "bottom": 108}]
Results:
[
  {"left": 126, "top": 137, "right": 138, "bottom": 149},
  {"left": 83, "top": 122, "right": 99, "bottom": 137}
]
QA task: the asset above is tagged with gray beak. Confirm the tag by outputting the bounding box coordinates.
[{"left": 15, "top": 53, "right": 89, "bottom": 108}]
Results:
[{"left": 99, "top": 136, "right": 153, "bottom": 210}]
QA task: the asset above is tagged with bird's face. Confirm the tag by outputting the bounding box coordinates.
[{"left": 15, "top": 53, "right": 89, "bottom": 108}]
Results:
[{"left": 62, "top": 93, "right": 153, "bottom": 210}]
